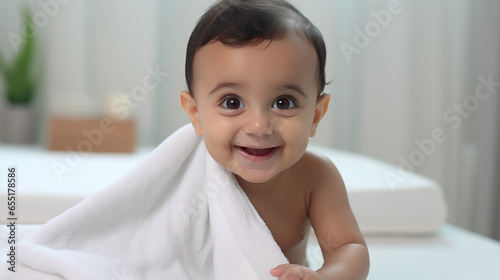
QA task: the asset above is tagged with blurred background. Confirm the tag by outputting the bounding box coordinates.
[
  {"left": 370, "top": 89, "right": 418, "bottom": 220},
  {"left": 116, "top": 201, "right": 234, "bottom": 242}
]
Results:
[{"left": 0, "top": 0, "right": 498, "bottom": 241}]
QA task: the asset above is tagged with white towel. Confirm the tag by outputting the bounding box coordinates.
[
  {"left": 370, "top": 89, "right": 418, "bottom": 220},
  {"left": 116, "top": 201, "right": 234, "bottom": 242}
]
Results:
[{"left": 7, "top": 124, "right": 288, "bottom": 280}]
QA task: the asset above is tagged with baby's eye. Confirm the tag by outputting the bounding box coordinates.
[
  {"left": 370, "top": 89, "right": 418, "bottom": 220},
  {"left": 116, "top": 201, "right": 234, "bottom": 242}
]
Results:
[
  {"left": 272, "top": 96, "right": 297, "bottom": 110},
  {"left": 220, "top": 95, "right": 244, "bottom": 110}
]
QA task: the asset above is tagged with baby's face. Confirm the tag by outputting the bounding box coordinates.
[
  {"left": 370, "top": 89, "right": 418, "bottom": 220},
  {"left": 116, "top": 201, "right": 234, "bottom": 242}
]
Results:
[{"left": 182, "top": 35, "right": 328, "bottom": 184}]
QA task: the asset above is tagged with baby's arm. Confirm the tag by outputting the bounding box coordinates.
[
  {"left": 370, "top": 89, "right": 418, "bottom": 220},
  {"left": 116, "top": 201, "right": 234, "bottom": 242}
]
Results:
[
  {"left": 272, "top": 154, "right": 369, "bottom": 280},
  {"left": 310, "top": 156, "right": 369, "bottom": 279}
]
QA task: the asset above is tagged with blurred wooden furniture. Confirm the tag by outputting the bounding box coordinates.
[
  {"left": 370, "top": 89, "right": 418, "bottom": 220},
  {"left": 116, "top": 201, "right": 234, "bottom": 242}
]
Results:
[{"left": 48, "top": 117, "right": 135, "bottom": 153}]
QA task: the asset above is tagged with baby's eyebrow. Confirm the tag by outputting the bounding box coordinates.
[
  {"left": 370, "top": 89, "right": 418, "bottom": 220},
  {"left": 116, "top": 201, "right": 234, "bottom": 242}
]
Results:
[
  {"left": 209, "top": 82, "right": 242, "bottom": 95},
  {"left": 208, "top": 82, "right": 308, "bottom": 98},
  {"left": 279, "top": 84, "right": 307, "bottom": 98}
]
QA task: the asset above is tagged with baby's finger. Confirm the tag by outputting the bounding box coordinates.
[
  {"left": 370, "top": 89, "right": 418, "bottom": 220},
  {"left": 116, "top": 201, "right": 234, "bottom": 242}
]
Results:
[
  {"left": 270, "top": 264, "right": 290, "bottom": 277},
  {"left": 270, "top": 264, "right": 313, "bottom": 279}
]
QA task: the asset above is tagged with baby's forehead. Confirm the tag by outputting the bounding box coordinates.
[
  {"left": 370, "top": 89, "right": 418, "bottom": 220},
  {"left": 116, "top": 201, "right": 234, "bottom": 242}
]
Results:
[
  {"left": 193, "top": 34, "right": 318, "bottom": 71},
  {"left": 191, "top": 35, "right": 319, "bottom": 94}
]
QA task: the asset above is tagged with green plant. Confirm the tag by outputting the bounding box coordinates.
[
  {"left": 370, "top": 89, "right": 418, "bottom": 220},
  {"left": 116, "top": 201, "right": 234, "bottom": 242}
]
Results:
[{"left": 0, "top": 9, "right": 36, "bottom": 104}]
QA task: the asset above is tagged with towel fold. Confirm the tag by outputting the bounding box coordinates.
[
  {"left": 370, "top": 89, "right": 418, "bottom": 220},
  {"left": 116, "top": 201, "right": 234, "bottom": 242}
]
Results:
[{"left": 7, "top": 124, "right": 288, "bottom": 280}]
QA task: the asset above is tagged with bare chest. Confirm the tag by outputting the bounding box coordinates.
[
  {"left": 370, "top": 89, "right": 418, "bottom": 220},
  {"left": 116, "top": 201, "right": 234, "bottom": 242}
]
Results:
[{"left": 249, "top": 190, "right": 311, "bottom": 265}]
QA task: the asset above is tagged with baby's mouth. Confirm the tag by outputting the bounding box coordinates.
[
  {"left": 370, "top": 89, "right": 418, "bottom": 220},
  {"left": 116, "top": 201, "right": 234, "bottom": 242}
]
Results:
[{"left": 236, "top": 146, "right": 279, "bottom": 157}]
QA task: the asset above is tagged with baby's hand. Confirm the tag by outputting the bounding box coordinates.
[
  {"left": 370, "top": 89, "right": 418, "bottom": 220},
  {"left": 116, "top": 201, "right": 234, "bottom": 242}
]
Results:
[{"left": 270, "top": 264, "right": 325, "bottom": 280}]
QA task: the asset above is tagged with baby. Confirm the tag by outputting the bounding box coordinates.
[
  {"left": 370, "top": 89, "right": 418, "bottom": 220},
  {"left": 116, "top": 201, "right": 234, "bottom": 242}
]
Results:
[{"left": 180, "top": 0, "right": 369, "bottom": 279}]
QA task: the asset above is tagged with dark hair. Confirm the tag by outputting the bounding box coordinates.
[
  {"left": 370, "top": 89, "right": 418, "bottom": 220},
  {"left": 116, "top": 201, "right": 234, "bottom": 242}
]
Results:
[{"left": 185, "top": 0, "right": 327, "bottom": 96}]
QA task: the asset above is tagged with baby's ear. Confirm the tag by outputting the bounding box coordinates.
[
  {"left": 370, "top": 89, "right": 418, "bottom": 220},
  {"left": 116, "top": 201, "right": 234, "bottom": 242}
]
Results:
[
  {"left": 310, "top": 93, "right": 331, "bottom": 137},
  {"left": 180, "top": 90, "right": 203, "bottom": 136}
]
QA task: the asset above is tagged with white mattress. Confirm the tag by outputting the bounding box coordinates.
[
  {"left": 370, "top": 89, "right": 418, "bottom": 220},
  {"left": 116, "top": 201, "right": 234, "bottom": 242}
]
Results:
[
  {"left": 0, "top": 143, "right": 446, "bottom": 234},
  {"left": 309, "top": 145, "right": 446, "bottom": 234}
]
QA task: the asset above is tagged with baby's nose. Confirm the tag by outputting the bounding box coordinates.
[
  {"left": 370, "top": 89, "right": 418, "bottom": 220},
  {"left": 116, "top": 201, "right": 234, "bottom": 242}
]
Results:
[{"left": 242, "top": 109, "right": 274, "bottom": 138}]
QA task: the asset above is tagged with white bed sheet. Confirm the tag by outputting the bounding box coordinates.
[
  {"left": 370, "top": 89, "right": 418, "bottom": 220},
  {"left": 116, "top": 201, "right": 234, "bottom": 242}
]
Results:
[
  {"left": 307, "top": 224, "right": 500, "bottom": 280},
  {"left": 1, "top": 224, "right": 499, "bottom": 279}
]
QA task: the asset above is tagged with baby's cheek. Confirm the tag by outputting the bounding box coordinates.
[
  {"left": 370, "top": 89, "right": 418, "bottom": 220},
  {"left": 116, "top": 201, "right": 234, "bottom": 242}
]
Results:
[
  {"left": 225, "top": 159, "right": 241, "bottom": 174},
  {"left": 271, "top": 117, "right": 291, "bottom": 133}
]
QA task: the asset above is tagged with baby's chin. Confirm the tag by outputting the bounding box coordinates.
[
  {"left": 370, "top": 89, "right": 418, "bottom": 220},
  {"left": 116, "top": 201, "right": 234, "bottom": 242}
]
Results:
[
  {"left": 232, "top": 167, "right": 291, "bottom": 188},
  {"left": 234, "top": 173, "right": 274, "bottom": 185}
]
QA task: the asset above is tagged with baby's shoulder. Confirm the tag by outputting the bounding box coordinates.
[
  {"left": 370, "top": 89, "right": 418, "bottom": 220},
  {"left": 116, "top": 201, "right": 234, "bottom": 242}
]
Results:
[{"left": 294, "top": 150, "right": 343, "bottom": 188}]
